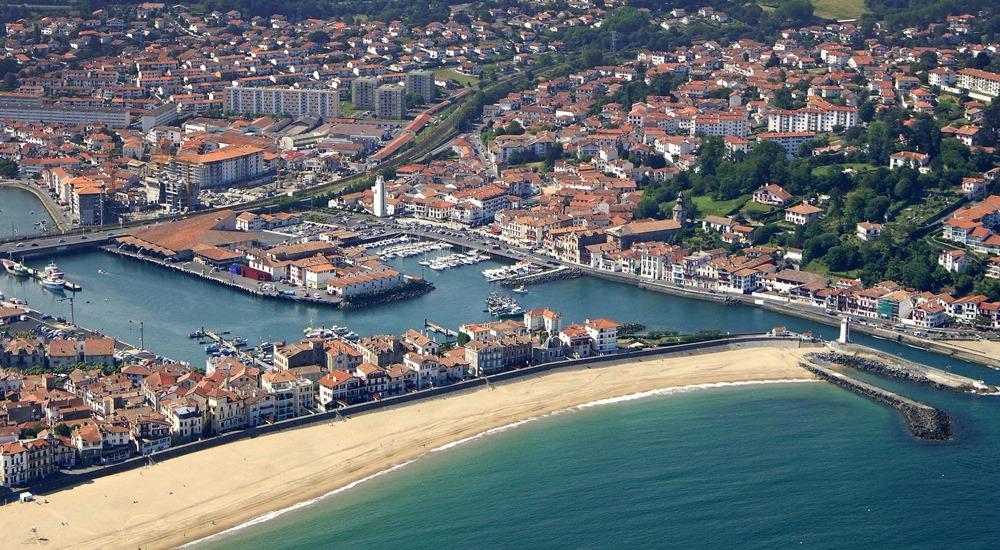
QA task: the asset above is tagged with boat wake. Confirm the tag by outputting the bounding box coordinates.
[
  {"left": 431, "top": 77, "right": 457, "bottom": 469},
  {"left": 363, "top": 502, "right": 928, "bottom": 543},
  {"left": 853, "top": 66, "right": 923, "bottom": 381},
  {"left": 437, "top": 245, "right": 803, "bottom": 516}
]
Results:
[{"left": 182, "top": 377, "right": 816, "bottom": 547}]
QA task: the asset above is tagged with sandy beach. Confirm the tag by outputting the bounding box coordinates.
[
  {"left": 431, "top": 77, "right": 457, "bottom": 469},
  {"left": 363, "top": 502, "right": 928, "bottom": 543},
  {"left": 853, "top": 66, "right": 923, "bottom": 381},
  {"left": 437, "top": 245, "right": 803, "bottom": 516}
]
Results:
[{"left": 0, "top": 347, "right": 815, "bottom": 549}]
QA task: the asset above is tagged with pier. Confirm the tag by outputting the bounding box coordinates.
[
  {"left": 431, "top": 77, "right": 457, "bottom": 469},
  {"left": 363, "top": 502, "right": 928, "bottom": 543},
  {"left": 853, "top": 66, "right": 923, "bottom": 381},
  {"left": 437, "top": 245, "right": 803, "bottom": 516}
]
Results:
[{"left": 424, "top": 319, "right": 458, "bottom": 338}]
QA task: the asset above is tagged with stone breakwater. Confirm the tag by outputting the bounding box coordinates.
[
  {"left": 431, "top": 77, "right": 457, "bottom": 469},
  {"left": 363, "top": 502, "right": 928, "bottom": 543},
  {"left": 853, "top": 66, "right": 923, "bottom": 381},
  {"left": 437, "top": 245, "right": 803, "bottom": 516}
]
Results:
[
  {"left": 800, "top": 362, "right": 952, "bottom": 441},
  {"left": 808, "top": 350, "right": 999, "bottom": 394},
  {"left": 499, "top": 267, "right": 582, "bottom": 287},
  {"left": 340, "top": 280, "right": 434, "bottom": 309}
]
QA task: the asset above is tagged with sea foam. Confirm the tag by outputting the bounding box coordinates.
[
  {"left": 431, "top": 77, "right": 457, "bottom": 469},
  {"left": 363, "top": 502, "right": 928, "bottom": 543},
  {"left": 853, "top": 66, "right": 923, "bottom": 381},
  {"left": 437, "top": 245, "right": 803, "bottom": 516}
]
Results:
[{"left": 183, "top": 377, "right": 816, "bottom": 547}]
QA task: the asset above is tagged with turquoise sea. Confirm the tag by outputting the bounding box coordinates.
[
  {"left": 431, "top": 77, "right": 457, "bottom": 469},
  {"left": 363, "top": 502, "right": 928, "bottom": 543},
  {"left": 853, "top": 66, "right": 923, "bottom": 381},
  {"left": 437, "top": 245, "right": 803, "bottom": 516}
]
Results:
[{"left": 3, "top": 193, "right": 1000, "bottom": 548}]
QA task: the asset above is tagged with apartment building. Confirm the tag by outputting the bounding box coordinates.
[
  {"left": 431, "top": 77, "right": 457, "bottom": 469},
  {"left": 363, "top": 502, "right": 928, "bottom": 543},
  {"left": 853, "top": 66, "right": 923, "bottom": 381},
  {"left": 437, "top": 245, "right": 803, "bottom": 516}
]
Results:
[
  {"left": 351, "top": 76, "right": 378, "bottom": 110},
  {"left": 956, "top": 68, "right": 1000, "bottom": 99},
  {"left": 169, "top": 144, "right": 269, "bottom": 189},
  {"left": 375, "top": 84, "right": 405, "bottom": 120},
  {"left": 405, "top": 70, "right": 436, "bottom": 103},
  {"left": 766, "top": 99, "right": 857, "bottom": 133},
  {"left": 223, "top": 86, "right": 341, "bottom": 118}
]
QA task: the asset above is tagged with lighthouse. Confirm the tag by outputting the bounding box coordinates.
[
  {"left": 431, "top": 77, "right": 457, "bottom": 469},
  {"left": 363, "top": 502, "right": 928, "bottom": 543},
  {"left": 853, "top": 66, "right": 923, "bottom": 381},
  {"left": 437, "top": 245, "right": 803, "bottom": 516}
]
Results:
[
  {"left": 838, "top": 316, "right": 850, "bottom": 344},
  {"left": 373, "top": 174, "right": 387, "bottom": 218}
]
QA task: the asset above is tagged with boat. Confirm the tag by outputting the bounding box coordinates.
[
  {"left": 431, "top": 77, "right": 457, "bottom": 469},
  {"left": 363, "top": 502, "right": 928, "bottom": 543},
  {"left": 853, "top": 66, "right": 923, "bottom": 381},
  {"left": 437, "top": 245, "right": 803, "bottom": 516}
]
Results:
[
  {"left": 40, "top": 274, "right": 66, "bottom": 290},
  {"left": 2, "top": 259, "right": 29, "bottom": 277},
  {"left": 512, "top": 285, "right": 528, "bottom": 294},
  {"left": 41, "top": 261, "right": 65, "bottom": 280}
]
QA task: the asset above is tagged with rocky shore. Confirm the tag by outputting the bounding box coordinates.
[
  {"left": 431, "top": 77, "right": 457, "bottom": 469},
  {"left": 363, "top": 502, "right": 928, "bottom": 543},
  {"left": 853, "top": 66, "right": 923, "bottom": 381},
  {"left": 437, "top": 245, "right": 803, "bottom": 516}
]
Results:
[
  {"left": 801, "top": 362, "right": 952, "bottom": 441},
  {"left": 340, "top": 280, "right": 434, "bottom": 309},
  {"left": 499, "top": 267, "right": 582, "bottom": 287}
]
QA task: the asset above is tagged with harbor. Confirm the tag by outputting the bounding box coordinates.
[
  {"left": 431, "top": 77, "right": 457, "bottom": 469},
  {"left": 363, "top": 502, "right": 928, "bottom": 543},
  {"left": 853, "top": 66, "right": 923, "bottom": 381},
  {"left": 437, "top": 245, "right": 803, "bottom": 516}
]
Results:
[{"left": 3, "top": 258, "right": 83, "bottom": 293}]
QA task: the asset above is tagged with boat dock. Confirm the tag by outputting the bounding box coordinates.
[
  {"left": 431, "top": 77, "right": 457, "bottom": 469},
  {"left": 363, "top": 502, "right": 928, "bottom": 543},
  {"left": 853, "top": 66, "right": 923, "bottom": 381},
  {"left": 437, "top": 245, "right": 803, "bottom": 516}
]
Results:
[
  {"left": 2, "top": 260, "right": 84, "bottom": 292},
  {"left": 424, "top": 319, "right": 458, "bottom": 338}
]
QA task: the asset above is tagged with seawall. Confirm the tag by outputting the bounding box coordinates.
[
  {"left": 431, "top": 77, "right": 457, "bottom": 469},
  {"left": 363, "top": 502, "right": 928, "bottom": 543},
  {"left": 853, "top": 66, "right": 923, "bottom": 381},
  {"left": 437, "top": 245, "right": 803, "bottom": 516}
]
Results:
[
  {"left": 800, "top": 362, "right": 952, "bottom": 441},
  {"left": 21, "top": 334, "right": 814, "bottom": 495}
]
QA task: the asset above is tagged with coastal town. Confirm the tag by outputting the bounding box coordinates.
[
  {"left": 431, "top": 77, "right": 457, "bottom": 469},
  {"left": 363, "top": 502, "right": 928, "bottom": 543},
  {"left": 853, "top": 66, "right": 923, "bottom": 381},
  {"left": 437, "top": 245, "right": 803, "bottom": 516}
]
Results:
[{"left": 0, "top": 0, "right": 998, "bottom": 544}]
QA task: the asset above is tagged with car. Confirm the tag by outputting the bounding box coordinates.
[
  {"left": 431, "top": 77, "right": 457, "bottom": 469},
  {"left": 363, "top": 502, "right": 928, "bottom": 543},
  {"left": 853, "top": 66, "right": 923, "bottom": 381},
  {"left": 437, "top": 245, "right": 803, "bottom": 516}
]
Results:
[
  {"left": 15, "top": 242, "right": 23, "bottom": 248},
  {"left": 80, "top": 235, "right": 87, "bottom": 240},
  {"left": 58, "top": 238, "right": 65, "bottom": 243},
  {"left": 30, "top": 243, "right": 38, "bottom": 247}
]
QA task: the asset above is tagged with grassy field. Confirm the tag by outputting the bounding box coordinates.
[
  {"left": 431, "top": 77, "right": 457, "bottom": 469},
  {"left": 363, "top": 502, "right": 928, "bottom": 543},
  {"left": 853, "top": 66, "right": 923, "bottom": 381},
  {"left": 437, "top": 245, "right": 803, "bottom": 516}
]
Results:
[
  {"left": 435, "top": 68, "right": 479, "bottom": 88},
  {"left": 690, "top": 194, "right": 748, "bottom": 217},
  {"left": 339, "top": 101, "right": 362, "bottom": 118},
  {"left": 809, "top": 0, "right": 867, "bottom": 20}
]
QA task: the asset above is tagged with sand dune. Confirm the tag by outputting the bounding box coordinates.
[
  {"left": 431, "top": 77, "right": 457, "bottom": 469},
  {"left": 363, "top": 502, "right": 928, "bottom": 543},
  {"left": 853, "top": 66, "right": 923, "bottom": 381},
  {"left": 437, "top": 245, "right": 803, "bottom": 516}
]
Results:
[{"left": 0, "top": 347, "right": 814, "bottom": 549}]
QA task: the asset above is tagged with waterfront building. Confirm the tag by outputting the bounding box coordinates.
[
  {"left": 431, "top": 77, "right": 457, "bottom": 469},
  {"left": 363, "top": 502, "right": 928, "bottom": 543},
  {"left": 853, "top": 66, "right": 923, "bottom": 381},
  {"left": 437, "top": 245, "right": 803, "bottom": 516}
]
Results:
[
  {"left": 223, "top": 86, "right": 341, "bottom": 118},
  {"left": 0, "top": 437, "right": 74, "bottom": 488},
  {"left": 357, "top": 335, "right": 406, "bottom": 367},
  {"left": 261, "top": 371, "right": 316, "bottom": 420},
  {"left": 317, "top": 370, "right": 365, "bottom": 408}
]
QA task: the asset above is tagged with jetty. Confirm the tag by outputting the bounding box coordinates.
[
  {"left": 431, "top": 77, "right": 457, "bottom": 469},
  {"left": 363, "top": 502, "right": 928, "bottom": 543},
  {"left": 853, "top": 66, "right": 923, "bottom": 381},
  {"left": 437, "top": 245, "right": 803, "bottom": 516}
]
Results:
[
  {"left": 809, "top": 348, "right": 1000, "bottom": 394},
  {"left": 424, "top": 319, "right": 458, "bottom": 338},
  {"left": 801, "top": 361, "right": 952, "bottom": 440}
]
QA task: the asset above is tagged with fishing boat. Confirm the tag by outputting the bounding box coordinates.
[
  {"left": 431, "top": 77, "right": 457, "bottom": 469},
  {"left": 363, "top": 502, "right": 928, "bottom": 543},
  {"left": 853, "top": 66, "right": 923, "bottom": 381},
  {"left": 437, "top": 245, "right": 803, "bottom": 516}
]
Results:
[
  {"left": 2, "top": 259, "right": 29, "bottom": 277},
  {"left": 512, "top": 285, "right": 528, "bottom": 294},
  {"left": 40, "top": 273, "right": 66, "bottom": 290},
  {"left": 41, "top": 261, "right": 65, "bottom": 280}
]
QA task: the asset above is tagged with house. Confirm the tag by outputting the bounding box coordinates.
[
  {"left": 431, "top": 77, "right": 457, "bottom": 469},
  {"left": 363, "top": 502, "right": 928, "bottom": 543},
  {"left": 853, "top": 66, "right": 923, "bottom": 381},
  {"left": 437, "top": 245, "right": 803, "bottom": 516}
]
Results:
[
  {"left": 317, "top": 370, "right": 365, "bottom": 408},
  {"left": 938, "top": 249, "right": 968, "bottom": 273},
  {"left": 889, "top": 151, "right": 930, "bottom": 173},
  {"left": 752, "top": 184, "right": 792, "bottom": 206},
  {"left": 784, "top": 203, "right": 823, "bottom": 225},
  {"left": 856, "top": 222, "right": 883, "bottom": 242},
  {"left": 584, "top": 319, "right": 619, "bottom": 354}
]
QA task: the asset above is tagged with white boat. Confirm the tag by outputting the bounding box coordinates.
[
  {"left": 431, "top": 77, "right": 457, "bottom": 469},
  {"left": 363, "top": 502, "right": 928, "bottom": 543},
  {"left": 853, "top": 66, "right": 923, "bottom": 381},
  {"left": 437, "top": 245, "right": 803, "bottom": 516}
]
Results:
[
  {"left": 2, "top": 259, "right": 29, "bottom": 277},
  {"left": 40, "top": 274, "right": 66, "bottom": 290},
  {"left": 512, "top": 285, "right": 528, "bottom": 294},
  {"left": 41, "top": 261, "right": 65, "bottom": 280}
]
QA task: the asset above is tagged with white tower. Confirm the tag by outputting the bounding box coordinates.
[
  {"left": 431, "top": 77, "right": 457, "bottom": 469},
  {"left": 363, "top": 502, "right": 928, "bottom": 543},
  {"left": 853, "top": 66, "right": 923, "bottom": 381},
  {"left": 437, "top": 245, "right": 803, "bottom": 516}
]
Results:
[
  {"left": 838, "top": 316, "right": 850, "bottom": 344},
  {"left": 373, "top": 174, "right": 387, "bottom": 218}
]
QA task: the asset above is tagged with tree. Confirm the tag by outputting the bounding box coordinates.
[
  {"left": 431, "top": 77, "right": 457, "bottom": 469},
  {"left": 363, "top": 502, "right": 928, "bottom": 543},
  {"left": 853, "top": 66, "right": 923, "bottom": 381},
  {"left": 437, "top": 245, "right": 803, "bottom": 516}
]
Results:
[
  {"left": 54, "top": 423, "right": 72, "bottom": 437},
  {"left": 19, "top": 427, "right": 38, "bottom": 439},
  {"left": 457, "top": 333, "right": 470, "bottom": 346},
  {"left": 307, "top": 30, "right": 330, "bottom": 44}
]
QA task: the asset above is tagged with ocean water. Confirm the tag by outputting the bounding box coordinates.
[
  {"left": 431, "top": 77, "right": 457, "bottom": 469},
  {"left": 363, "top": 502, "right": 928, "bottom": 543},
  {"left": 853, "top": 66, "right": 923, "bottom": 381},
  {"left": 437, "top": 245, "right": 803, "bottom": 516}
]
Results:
[
  {"left": 4, "top": 194, "right": 1000, "bottom": 547},
  {"left": 199, "top": 382, "right": 1000, "bottom": 549}
]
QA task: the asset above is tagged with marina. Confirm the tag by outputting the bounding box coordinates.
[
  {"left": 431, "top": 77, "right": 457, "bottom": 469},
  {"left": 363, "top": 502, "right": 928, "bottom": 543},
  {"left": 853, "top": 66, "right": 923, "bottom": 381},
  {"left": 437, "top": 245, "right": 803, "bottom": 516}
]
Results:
[{"left": 3, "top": 258, "right": 83, "bottom": 293}]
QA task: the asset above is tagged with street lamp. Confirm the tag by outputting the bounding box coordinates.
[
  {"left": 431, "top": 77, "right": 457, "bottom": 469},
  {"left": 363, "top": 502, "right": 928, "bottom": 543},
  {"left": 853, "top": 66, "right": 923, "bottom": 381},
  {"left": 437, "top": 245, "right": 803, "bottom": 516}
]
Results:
[
  {"left": 128, "top": 319, "right": 144, "bottom": 351},
  {"left": 57, "top": 295, "right": 75, "bottom": 325}
]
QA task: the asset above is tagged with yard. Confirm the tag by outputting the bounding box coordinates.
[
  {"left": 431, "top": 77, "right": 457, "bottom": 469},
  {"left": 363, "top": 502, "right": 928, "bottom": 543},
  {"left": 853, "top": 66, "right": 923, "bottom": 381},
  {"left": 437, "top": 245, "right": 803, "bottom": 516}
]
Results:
[
  {"left": 811, "top": 162, "right": 876, "bottom": 177},
  {"left": 435, "top": 68, "right": 479, "bottom": 88},
  {"left": 690, "top": 194, "right": 749, "bottom": 217},
  {"left": 808, "top": 0, "right": 867, "bottom": 20}
]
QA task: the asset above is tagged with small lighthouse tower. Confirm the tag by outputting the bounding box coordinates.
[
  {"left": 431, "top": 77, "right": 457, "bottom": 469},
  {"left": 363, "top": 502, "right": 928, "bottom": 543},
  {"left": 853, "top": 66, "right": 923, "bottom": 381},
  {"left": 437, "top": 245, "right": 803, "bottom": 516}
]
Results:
[
  {"left": 838, "top": 316, "right": 850, "bottom": 344},
  {"left": 372, "top": 174, "right": 387, "bottom": 218}
]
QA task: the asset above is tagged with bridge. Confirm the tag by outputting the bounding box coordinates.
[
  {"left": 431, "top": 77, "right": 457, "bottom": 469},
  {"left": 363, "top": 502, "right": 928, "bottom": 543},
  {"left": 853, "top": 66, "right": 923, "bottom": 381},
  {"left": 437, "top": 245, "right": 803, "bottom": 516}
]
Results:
[{"left": 0, "top": 230, "right": 122, "bottom": 259}]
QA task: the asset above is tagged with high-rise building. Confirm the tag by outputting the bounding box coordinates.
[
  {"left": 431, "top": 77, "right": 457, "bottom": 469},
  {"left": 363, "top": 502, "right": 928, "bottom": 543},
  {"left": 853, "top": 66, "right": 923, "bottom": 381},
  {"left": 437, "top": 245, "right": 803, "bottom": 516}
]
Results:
[
  {"left": 223, "top": 87, "right": 340, "bottom": 118},
  {"left": 351, "top": 77, "right": 378, "bottom": 110},
  {"left": 375, "top": 84, "right": 405, "bottom": 120},
  {"left": 406, "top": 70, "right": 436, "bottom": 103}
]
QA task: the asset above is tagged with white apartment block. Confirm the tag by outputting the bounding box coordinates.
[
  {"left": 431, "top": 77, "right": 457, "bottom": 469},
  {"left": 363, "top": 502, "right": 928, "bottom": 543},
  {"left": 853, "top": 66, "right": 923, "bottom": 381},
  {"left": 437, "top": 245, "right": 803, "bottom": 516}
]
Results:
[
  {"left": 766, "top": 99, "right": 857, "bottom": 133},
  {"left": 223, "top": 86, "right": 341, "bottom": 118},
  {"left": 957, "top": 68, "right": 1000, "bottom": 99}
]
